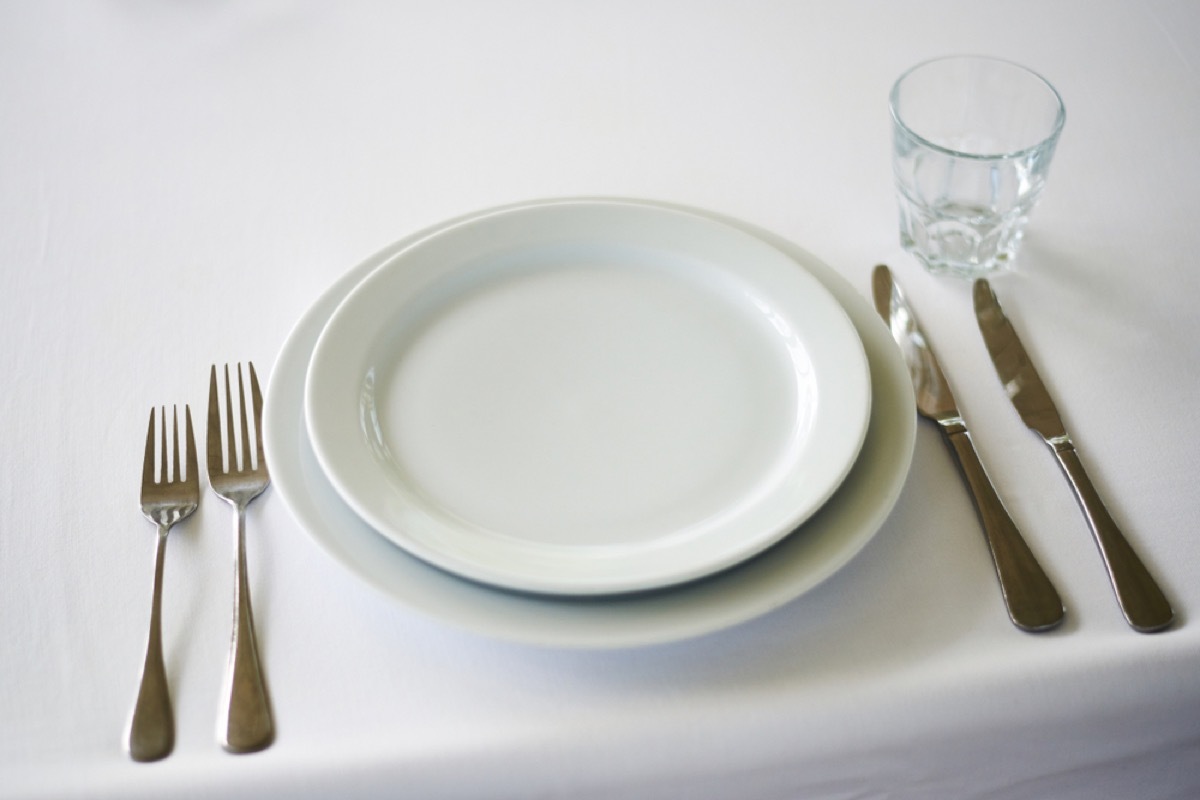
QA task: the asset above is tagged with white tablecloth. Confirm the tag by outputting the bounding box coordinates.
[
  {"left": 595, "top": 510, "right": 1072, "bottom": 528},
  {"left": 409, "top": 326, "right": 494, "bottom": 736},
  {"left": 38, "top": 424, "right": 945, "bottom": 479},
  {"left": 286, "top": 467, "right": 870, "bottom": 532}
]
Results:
[{"left": 3, "top": 2, "right": 1199, "bottom": 798}]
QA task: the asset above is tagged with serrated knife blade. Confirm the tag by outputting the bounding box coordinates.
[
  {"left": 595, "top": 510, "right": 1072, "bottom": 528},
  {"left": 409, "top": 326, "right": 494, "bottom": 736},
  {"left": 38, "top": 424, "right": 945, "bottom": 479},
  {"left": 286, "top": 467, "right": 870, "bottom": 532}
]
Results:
[{"left": 973, "top": 279, "right": 1173, "bottom": 632}]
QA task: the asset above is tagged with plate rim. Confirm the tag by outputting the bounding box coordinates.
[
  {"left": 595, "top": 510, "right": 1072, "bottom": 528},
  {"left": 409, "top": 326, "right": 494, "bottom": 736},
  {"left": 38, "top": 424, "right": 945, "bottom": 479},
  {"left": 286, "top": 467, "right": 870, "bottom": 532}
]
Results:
[{"left": 303, "top": 199, "right": 872, "bottom": 595}]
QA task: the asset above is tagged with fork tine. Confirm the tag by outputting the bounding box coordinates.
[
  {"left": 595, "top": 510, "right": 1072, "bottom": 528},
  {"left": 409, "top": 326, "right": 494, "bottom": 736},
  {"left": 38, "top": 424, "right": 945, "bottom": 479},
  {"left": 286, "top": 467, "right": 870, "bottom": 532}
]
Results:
[
  {"left": 207, "top": 365, "right": 224, "bottom": 477},
  {"left": 237, "top": 364, "right": 251, "bottom": 472},
  {"left": 184, "top": 405, "right": 198, "bottom": 490},
  {"left": 142, "top": 408, "right": 156, "bottom": 486},
  {"left": 224, "top": 364, "right": 237, "bottom": 471},
  {"left": 159, "top": 406, "right": 168, "bottom": 484},
  {"left": 249, "top": 362, "right": 266, "bottom": 474},
  {"left": 171, "top": 406, "right": 181, "bottom": 484}
]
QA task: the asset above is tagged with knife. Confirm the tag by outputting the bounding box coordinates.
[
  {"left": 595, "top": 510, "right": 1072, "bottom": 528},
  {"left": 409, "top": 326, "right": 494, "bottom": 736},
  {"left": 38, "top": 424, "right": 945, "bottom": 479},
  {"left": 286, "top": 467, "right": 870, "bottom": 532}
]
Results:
[
  {"left": 973, "top": 279, "right": 1173, "bottom": 632},
  {"left": 872, "top": 265, "right": 1064, "bottom": 631}
]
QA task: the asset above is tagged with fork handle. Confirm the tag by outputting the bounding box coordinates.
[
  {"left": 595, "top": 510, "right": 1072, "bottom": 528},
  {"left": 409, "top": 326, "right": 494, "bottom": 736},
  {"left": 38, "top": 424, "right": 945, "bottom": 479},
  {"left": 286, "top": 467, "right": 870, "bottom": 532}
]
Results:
[
  {"left": 220, "top": 505, "right": 274, "bottom": 753},
  {"left": 127, "top": 524, "right": 174, "bottom": 762}
]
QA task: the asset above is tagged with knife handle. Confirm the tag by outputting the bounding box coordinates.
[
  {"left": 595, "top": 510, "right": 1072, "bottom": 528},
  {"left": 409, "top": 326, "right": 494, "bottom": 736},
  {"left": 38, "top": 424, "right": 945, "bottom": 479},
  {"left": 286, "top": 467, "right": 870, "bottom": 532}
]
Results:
[
  {"left": 1051, "top": 442, "right": 1173, "bottom": 632},
  {"left": 943, "top": 426, "right": 1065, "bottom": 632}
]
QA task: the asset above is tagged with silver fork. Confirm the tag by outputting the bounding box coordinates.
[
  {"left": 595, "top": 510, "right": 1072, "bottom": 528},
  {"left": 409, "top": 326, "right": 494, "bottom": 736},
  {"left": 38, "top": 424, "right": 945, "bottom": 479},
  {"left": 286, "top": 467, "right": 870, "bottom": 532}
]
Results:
[
  {"left": 127, "top": 405, "right": 198, "bottom": 763},
  {"left": 207, "top": 363, "right": 274, "bottom": 753}
]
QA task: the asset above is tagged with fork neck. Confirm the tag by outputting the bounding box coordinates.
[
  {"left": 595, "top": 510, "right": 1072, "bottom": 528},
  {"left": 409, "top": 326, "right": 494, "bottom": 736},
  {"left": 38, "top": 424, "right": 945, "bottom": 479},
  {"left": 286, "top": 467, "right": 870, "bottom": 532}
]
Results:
[{"left": 145, "top": 507, "right": 194, "bottom": 531}]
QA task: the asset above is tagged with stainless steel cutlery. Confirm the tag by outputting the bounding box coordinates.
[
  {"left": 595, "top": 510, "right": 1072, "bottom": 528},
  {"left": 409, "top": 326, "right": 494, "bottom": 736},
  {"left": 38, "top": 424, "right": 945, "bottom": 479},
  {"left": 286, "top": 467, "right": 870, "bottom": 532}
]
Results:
[
  {"left": 127, "top": 405, "right": 199, "bottom": 762},
  {"left": 973, "top": 279, "right": 1173, "bottom": 632},
  {"left": 127, "top": 363, "right": 274, "bottom": 763},
  {"left": 871, "top": 263, "right": 1171, "bottom": 633},
  {"left": 872, "top": 265, "right": 1065, "bottom": 631},
  {"left": 207, "top": 362, "right": 275, "bottom": 753}
]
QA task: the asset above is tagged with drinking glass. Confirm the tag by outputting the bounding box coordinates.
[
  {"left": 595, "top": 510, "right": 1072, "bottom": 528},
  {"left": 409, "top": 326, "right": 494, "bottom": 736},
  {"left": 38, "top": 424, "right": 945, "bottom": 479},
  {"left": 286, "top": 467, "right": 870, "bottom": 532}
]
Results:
[{"left": 890, "top": 56, "right": 1065, "bottom": 278}]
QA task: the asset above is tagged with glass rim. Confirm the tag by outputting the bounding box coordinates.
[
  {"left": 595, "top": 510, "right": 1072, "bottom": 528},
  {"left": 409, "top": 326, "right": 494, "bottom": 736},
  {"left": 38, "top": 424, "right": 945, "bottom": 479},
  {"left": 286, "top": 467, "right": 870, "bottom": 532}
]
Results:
[{"left": 889, "top": 54, "right": 1066, "bottom": 161}]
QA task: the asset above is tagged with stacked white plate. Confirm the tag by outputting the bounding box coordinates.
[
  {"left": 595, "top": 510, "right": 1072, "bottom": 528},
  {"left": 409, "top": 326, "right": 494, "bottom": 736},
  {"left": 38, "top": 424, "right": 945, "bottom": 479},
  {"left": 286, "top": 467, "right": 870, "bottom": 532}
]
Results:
[{"left": 263, "top": 199, "right": 916, "bottom": 648}]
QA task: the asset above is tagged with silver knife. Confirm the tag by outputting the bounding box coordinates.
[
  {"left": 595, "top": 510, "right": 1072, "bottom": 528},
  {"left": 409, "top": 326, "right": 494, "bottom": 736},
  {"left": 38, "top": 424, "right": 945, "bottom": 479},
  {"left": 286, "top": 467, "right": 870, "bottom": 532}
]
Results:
[
  {"left": 973, "top": 279, "right": 1173, "bottom": 632},
  {"left": 872, "top": 265, "right": 1064, "bottom": 631}
]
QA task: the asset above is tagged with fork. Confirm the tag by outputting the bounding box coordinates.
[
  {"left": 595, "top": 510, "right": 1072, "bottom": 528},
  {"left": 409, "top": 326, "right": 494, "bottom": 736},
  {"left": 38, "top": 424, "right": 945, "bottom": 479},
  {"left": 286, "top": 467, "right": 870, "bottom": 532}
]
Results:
[
  {"left": 127, "top": 405, "right": 198, "bottom": 763},
  {"left": 207, "top": 363, "right": 274, "bottom": 753}
]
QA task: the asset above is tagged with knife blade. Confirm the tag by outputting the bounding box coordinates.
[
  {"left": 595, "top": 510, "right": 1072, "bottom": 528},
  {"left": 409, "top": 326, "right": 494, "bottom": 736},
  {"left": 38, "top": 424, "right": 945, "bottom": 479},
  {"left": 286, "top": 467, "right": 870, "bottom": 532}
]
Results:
[
  {"left": 872, "top": 265, "right": 1063, "bottom": 631},
  {"left": 973, "top": 279, "right": 1173, "bottom": 632}
]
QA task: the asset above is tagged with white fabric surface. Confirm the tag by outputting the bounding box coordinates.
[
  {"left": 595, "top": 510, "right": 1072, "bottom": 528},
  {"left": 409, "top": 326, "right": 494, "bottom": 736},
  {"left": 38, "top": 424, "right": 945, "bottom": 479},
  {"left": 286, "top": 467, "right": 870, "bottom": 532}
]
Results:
[{"left": 2, "top": 1, "right": 1199, "bottom": 798}]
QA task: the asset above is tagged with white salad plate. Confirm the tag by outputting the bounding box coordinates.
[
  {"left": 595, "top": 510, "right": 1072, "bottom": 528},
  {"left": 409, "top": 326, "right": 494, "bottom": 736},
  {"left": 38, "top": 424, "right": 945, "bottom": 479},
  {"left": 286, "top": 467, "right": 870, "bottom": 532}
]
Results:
[
  {"left": 305, "top": 200, "right": 871, "bottom": 595},
  {"left": 263, "top": 199, "right": 916, "bottom": 648}
]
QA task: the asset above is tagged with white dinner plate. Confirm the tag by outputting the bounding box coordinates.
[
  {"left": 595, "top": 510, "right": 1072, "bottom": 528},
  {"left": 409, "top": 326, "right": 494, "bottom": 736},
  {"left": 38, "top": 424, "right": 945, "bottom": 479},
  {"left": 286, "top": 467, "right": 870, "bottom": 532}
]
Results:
[
  {"left": 305, "top": 201, "right": 871, "bottom": 595},
  {"left": 264, "top": 198, "right": 916, "bottom": 648}
]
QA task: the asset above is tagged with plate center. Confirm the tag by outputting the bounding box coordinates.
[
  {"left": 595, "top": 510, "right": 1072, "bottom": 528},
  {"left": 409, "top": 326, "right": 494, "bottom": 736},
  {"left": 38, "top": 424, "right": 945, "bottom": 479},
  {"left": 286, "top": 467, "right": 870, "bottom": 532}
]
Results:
[{"left": 368, "top": 260, "right": 811, "bottom": 548}]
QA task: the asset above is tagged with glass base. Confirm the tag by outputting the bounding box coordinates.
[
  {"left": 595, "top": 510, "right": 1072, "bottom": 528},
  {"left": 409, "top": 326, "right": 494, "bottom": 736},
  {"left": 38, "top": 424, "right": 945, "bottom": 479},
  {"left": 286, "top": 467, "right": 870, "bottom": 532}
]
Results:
[
  {"left": 901, "top": 239, "right": 1015, "bottom": 279},
  {"left": 897, "top": 197, "right": 1027, "bottom": 279}
]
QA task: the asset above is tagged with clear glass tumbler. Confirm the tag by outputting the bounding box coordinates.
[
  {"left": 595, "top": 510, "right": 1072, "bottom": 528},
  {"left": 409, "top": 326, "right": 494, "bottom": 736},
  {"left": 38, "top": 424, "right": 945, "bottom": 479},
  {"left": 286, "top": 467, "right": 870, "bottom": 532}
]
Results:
[{"left": 890, "top": 56, "right": 1065, "bottom": 278}]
